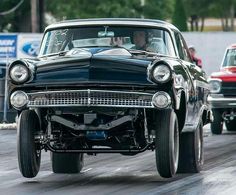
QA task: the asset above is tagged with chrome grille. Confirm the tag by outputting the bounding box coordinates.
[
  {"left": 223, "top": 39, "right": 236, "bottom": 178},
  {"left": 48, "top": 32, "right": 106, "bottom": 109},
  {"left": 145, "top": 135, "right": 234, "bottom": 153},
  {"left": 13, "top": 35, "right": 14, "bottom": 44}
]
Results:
[
  {"left": 27, "top": 90, "right": 154, "bottom": 108},
  {"left": 221, "top": 82, "right": 236, "bottom": 96}
]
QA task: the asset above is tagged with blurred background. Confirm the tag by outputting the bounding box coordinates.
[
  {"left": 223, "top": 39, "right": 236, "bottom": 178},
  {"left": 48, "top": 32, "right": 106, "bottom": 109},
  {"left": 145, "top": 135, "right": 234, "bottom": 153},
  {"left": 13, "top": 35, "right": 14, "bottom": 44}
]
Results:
[
  {"left": 1, "top": 0, "right": 236, "bottom": 33},
  {"left": 0, "top": 0, "right": 236, "bottom": 122},
  {"left": 1, "top": 0, "right": 235, "bottom": 74}
]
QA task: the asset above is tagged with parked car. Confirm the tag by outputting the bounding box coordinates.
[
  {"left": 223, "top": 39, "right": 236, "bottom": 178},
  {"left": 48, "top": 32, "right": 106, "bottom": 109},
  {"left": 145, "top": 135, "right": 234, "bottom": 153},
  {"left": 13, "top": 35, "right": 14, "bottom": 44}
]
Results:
[
  {"left": 208, "top": 44, "right": 236, "bottom": 134},
  {"left": 8, "top": 18, "right": 211, "bottom": 178}
]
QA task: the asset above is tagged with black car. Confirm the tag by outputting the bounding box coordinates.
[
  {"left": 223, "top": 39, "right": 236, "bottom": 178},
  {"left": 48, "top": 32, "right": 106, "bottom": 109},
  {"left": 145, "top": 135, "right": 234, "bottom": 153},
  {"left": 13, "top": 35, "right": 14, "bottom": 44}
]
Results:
[{"left": 8, "top": 18, "right": 211, "bottom": 178}]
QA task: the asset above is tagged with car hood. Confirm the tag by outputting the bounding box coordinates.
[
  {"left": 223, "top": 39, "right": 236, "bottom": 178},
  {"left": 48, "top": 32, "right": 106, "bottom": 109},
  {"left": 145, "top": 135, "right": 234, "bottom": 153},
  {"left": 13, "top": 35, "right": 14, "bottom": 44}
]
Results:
[
  {"left": 211, "top": 67, "right": 236, "bottom": 82},
  {"left": 27, "top": 48, "right": 154, "bottom": 87}
]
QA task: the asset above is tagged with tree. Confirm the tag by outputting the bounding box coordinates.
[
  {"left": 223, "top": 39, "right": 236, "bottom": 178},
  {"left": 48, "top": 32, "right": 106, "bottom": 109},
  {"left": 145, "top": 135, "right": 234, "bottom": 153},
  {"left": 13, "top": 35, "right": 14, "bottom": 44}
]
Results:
[
  {"left": 210, "top": 0, "right": 236, "bottom": 31},
  {"left": 45, "top": 0, "right": 143, "bottom": 20},
  {"left": 183, "top": 0, "right": 213, "bottom": 31},
  {"left": 45, "top": 0, "right": 175, "bottom": 21},
  {"left": 142, "top": 0, "right": 174, "bottom": 20},
  {"left": 0, "top": 0, "right": 31, "bottom": 32},
  {"left": 172, "top": 0, "right": 188, "bottom": 31}
]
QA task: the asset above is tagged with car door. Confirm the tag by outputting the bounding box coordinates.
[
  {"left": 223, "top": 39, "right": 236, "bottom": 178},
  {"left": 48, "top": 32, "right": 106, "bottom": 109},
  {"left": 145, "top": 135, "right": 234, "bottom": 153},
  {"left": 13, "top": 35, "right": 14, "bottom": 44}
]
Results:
[{"left": 173, "top": 31, "right": 199, "bottom": 125}]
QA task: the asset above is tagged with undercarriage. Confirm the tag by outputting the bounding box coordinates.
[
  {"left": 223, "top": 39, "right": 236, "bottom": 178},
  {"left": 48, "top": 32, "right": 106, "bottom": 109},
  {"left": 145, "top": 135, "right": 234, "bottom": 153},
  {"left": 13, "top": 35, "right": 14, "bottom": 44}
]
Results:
[{"left": 36, "top": 108, "right": 156, "bottom": 155}]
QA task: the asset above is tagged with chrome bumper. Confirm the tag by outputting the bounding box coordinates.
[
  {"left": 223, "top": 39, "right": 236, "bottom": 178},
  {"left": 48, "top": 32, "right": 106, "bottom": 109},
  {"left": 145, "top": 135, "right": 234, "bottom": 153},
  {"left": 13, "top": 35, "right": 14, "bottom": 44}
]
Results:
[{"left": 208, "top": 95, "right": 236, "bottom": 108}]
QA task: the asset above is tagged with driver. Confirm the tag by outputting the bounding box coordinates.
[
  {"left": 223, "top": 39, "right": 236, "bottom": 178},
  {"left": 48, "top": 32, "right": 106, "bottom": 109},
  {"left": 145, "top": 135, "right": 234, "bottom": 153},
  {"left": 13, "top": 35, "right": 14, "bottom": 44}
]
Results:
[
  {"left": 131, "top": 30, "right": 157, "bottom": 52},
  {"left": 132, "top": 31, "right": 147, "bottom": 50}
]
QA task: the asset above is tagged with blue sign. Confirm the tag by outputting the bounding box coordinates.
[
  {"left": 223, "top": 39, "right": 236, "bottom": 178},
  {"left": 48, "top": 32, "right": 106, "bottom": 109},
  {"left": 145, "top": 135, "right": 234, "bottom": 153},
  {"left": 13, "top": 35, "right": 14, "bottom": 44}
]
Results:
[
  {"left": 22, "top": 41, "right": 40, "bottom": 57},
  {"left": 0, "top": 35, "right": 17, "bottom": 58}
]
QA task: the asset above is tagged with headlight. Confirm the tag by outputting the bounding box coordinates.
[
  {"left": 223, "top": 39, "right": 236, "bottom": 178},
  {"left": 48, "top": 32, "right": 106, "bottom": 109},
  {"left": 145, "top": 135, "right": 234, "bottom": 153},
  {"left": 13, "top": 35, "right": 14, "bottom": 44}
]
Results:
[
  {"left": 209, "top": 79, "right": 222, "bottom": 93},
  {"left": 152, "top": 64, "right": 172, "bottom": 83},
  {"left": 10, "top": 91, "right": 28, "bottom": 109},
  {"left": 9, "top": 64, "right": 29, "bottom": 84},
  {"left": 152, "top": 91, "right": 171, "bottom": 109}
]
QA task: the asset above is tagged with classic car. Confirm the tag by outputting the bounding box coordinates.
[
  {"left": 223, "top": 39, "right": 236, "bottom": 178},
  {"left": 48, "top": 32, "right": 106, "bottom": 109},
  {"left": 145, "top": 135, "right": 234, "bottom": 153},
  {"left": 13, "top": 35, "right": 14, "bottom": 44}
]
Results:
[
  {"left": 8, "top": 18, "right": 211, "bottom": 178},
  {"left": 209, "top": 44, "right": 236, "bottom": 134}
]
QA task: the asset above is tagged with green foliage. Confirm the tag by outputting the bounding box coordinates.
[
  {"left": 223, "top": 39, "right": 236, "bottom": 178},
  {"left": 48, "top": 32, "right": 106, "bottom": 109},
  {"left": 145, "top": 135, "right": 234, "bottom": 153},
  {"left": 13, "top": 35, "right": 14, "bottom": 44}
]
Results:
[
  {"left": 183, "top": 0, "right": 212, "bottom": 18},
  {"left": 143, "top": 0, "right": 174, "bottom": 20},
  {"left": 172, "top": 0, "right": 188, "bottom": 31},
  {"left": 46, "top": 0, "right": 174, "bottom": 20},
  {"left": 0, "top": 0, "right": 30, "bottom": 32},
  {"left": 46, "top": 0, "right": 143, "bottom": 20}
]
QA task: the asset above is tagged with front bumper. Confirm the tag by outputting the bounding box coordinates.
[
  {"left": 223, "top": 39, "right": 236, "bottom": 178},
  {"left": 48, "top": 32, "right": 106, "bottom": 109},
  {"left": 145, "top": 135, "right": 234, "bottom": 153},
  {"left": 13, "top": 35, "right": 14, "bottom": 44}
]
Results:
[
  {"left": 208, "top": 94, "right": 236, "bottom": 108},
  {"left": 10, "top": 89, "right": 157, "bottom": 109}
]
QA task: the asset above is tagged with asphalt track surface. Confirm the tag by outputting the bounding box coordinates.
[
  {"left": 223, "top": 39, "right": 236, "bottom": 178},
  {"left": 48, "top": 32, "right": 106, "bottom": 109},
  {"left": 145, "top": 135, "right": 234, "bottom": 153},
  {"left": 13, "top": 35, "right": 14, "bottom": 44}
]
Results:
[{"left": 1, "top": 125, "right": 236, "bottom": 195}]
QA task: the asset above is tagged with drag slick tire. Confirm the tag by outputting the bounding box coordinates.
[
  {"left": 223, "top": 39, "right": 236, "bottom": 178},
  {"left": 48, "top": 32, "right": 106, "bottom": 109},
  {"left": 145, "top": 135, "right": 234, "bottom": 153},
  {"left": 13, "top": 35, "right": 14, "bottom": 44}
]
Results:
[
  {"left": 155, "top": 109, "right": 179, "bottom": 178},
  {"left": 225, "top": 120, "right": 236, "bottom": 131},
  {"left": 51, "top": 153, "right": 84, "bottom": 174},
  {"left": 211, "top": 109, "right": 223, "bottom": 135},
  {"left": 177, "top": 120, "right": 204, "bottom": 173},
  {"left": 17, "top": 110, "right": 41, "bottom": 178}
]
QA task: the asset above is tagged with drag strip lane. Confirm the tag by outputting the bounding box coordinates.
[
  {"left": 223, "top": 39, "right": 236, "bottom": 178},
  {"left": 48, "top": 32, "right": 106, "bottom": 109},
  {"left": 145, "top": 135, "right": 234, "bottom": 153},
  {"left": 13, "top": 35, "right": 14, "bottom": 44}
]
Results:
[{"left": 1, "top": 126, "right": 236, "bottom": 195}]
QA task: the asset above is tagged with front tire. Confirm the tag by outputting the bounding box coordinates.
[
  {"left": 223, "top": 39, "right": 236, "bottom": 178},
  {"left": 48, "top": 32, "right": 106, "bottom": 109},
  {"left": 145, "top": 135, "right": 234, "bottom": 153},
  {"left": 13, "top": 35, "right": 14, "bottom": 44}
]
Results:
[
  {"left": 177, "top": 120, "right": 203, "bottom": 173},
  {"left": 51, "top": 153, "right": 84, "bottom": 173},
  {"left": 17, "top": 110, "right": 41, "bottom": 178},
  {"left": 211, "top": 109, "right": 223, "bottom": 135},
  {"left": 155, "top": 109, "right": 179, "bottom": 178}
]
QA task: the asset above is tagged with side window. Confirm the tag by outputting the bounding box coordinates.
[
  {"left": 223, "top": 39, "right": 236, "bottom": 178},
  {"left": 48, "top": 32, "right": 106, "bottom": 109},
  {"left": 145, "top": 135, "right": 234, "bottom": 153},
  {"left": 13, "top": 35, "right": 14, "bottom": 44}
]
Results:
[{"left": 174, "top": 32, "right": 191, "bottom": 62}]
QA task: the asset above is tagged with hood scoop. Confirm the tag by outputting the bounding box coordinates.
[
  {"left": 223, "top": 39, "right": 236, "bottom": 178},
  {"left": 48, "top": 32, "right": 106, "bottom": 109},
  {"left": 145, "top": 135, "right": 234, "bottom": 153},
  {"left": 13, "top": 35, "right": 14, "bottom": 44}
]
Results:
[
  {"left": 65, "top": 47, "right": 132, "bottom": 58},
  {"left": 94, "top": 48, "right": 132, "bottom": 56}
]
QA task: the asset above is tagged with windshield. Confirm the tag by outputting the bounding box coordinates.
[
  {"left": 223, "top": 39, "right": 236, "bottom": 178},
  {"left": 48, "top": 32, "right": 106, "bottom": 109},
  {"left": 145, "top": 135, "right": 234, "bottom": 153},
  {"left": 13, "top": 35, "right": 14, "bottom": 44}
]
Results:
[
  {"left": 223, "top": 49, "right": 236, "bottom": 67},
  {"left": 39, "top": 26, "right": 176, "bottom": 57}
]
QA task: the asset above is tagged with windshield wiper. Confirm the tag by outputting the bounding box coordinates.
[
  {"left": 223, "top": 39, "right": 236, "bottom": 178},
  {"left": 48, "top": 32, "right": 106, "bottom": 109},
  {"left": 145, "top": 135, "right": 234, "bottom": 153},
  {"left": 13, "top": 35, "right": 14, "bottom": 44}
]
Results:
[
  {"left": 128, "top": 49, "right": 157, "bottom": 56},
  {"left": 128, "top": 49, "right": 169, "bottom": 57}
]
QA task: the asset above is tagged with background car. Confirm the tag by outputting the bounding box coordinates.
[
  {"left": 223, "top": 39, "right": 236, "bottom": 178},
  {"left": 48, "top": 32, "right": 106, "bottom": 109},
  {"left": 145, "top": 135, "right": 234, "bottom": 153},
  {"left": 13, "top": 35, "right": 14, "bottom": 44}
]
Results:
[
  {"left": 209, "top": 44, "right": 236, "bottom": 134},
  {"left": 8, "top": 18, "right": 211, "bottom": 179}
]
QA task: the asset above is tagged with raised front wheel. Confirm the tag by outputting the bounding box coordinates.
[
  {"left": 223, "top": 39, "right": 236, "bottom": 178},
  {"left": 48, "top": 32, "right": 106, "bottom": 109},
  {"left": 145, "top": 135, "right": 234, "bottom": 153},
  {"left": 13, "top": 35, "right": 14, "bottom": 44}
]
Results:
[
  {"left": 155, "top": 109, "right": 179, "bottom": 178},
  {"left": 17, "top": 110, "right": 41, "bottom": 178}
]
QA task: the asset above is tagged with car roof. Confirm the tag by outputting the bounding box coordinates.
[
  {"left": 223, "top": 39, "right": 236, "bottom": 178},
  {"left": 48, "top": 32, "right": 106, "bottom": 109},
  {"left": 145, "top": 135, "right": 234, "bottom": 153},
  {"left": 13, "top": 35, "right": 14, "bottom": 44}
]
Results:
[
  {"left": 45, "top": 18, "right": 179, "bottom": 32},
  {"left": 227, "top": 44, "right": 236, "bottom": 49}
]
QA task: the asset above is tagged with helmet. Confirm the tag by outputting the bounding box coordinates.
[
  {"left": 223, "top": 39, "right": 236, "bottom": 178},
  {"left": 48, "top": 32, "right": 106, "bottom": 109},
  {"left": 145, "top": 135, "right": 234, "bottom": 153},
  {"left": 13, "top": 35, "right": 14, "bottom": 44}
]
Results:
[
  {"left": 188, "top": 45, "right": 196, "bottom": 51},
  {"left": 131, "top": 30, "right": 149, "bottom": 44}
]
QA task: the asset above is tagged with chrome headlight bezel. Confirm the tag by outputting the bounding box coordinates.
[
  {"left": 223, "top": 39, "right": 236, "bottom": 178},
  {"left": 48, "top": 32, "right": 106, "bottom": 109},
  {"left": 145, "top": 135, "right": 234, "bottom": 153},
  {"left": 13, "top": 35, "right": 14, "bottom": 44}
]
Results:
[
  {"left": 208, "top": 78, "right": 222, "bottom": 93},
  {"left": 149, "top": 62, "right": 172, "bottom": 84},
  {"left": 10, "top": 90, "right": 29, "bottom": 110},
  {"left": 152, "top": 91, "right": 171, "bottom": 109},
  {"left": 9, "top": 60, "right": 31, "bottom": 84}
]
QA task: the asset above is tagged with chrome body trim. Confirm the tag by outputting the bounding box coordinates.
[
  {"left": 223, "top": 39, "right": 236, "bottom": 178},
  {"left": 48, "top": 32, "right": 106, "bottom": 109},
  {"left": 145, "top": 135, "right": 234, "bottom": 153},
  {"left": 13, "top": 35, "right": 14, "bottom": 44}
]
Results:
[{"left": 208, "top": 95, "right": 236, "bottom": 108}]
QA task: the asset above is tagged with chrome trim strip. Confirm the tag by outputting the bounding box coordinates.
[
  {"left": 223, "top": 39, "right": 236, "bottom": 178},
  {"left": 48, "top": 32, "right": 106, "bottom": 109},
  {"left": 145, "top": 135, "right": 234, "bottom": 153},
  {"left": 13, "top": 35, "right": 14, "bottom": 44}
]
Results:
[
  {"left": 208, "top": 95, "right": 236, "bottom": 108},
  {"left": 27, "top": 89, "right": 153, "bottom": 96},
  {"left": 208, "top": 96, "right": 236, "bottom": 102}
]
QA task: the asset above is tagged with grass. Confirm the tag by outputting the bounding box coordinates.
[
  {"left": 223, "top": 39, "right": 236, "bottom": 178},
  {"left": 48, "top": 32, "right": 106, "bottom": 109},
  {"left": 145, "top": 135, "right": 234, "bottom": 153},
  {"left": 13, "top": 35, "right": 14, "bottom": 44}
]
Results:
[{"left": 202, "top": 25, "right": 223, "bottom": 32}]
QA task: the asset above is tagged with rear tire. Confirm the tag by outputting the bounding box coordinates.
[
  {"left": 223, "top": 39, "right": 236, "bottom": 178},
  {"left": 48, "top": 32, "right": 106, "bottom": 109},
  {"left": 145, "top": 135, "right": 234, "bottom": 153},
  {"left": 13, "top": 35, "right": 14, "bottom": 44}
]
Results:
[
  {"left": 211, "top": 109, "right": 223, "bottom": 135},
  {"left": 177, "top": 120, "right": 203, "bottom": 173},
  {"left": 226, "top": 120, "right": 236, "bottom": 131},
  {"left": 17, "top": 110, "right": 41, "bottom": 178},
  {"left": 51, "top": 153, "right": 84, "bottom": 174},
  {"left": 155, "top": 109, "right": 179, "bottom": 178}
]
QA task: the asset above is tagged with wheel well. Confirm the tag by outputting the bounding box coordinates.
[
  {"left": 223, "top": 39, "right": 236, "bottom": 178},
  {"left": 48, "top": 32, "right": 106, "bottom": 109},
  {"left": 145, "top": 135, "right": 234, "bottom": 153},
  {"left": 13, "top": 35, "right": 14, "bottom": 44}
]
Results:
[{"left": 175, "top": 92, "right": 186, "bottom": 132}]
